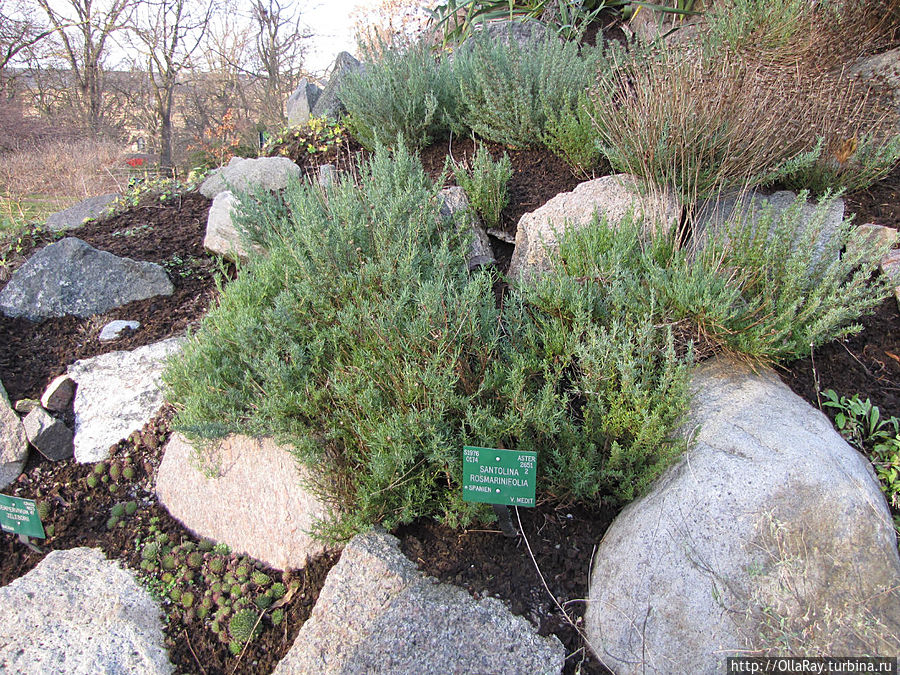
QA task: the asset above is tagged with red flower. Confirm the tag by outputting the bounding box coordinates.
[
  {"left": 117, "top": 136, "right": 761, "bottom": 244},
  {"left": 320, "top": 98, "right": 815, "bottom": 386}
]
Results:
[{"left": 126, "top": 157, "right": 146, "bottom": 167}]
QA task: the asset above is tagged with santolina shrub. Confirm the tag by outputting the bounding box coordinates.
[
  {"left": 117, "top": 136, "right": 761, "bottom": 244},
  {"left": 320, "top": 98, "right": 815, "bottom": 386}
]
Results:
[{"left": 163, "top": 145, "right": 693, "bottom": 541}]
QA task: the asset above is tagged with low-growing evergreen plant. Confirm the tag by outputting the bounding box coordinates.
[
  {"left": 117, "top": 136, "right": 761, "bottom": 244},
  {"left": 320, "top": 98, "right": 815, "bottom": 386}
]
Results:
[{"left": 448, "top": 144, "right": 513, "bottom": 229}]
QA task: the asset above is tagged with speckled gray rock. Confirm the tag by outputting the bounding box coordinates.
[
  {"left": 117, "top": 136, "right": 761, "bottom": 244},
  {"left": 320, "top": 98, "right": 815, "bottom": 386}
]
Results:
[
  {"left": 98, "top": 319, "right": 140, "bottom": 342},
  {"left": 0, "top": 547, "right": 173, "bottom": 674},
  {"left": 508, "top": 174, "right": 680, "bottom": 283},
  {"left": 199, "top": 156, "right": 301, "bottom": 199},
  {"left": 286, "top": 78, "right": 323, "bottom": 127},
  {"left": 156, "top": 433, "right": 329, "bottom": 570},
  {"left": 67, "top": 337, "right": 184, "bottom": 463},
  {"left": 45, "top": 193, "right": 118, "bottom": 231},
  {"left": 40, "top": 374, "right": 75, "bottom": 411},
  {"left": 467, "top": 19, "right": 551, "bottom": 48},
  {"left": 693, "top": 190, "right": 845, "bottom": 267},
  {"left": 439, "top": 186, "right": 495, "bottom": 270},
  {"left": 0, "top": 237, "right": 173, "bottom": 322},
  {"left": 274, "top": 530, "right": 565, "bottom": 674},
  {"left": 23, "top": 406, "right": 73, "bottom": 461},
  {"left": 311, "top": 51, "right": 362, "bottom": 119},
  {"left": 0, "top": 380, "right": 27, "bottom": 490},
  {"left": 585, "top": 357, "right": 900, "bottom": 674},
  {"left": 203, "top": 191, "right": 265, "bottom": 261},
  {"left": 850, "top": 47, "right": 900, "bottom": 124}
]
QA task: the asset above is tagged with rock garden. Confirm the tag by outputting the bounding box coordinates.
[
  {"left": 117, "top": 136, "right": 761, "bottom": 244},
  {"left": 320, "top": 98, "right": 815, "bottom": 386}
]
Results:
[{"left": 2, "top": 2, "right": 900, "bottom": 674}]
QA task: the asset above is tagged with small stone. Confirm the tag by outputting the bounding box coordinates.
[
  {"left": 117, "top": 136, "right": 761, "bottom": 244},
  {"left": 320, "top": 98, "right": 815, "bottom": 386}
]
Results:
[
  {"left": 0, "top": 380, "right": 28, "bottom": 490},
  {"left": 14, "top": 399, "right": 40, "bottom": 414},
  {"left": 99, "top": 320, "right": 140, "bottom": 342},
  {"left": 23, "top": 407, "right": 73, "bottom": 461},
  {"left": 41, "top": 374, "right": 76, "bottom": 411},
  {"left": 318, "top": 163, "right": 336, "bottom": 188}
]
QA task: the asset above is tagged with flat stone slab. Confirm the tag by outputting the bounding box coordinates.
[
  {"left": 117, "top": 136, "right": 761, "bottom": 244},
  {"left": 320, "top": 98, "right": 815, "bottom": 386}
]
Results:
[
  {"left": 0, "top": 380, "right": 27, "bottom": 490},
  {"left": 99, "top": 319, "right": 140, "bottom": 342},
  {"left": 0, "top": 547, "right": 173, "bottom": 674},
  {"left": 45, "top": 193, "right": 118, "bottom": 231},
  {"left": 200, "top": 156, "right": 301, "bottom": 199},
  {"left": 0, "top": 237, "right": 173, "bottom": 322},
  {"left": 274, "top": 530, "right": 565, "bottom": 674},
  {"left": 156, "top": 433, "right": 329, "bottom": 570},
  {"left": 67, "top": 337, "right": 184, "bottom": 463}
]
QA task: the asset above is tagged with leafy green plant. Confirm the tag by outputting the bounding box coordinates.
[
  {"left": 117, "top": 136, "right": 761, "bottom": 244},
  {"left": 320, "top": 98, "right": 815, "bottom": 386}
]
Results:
[
  {"left": 541, "top": 90, "right": 603, "bottom": 176},
  {"left": 340, "top": 39, "right": 458, "bottom": 150},
  {"left": 264, "top": 117, "right": 349, "bottom": 159},
  {"left": 454, "top": 30, "right": 602, "bottom": 148},
  {"left": 448, "top": 144, "right": 513, "bottom": 228}
]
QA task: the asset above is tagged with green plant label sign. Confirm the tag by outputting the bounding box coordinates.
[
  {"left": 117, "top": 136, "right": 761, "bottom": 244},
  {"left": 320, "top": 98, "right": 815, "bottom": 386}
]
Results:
[
  {"left": 462, "top": 446, "right": 536, "bottom": 507},
  {"left": 0, "top": 494, "right": 45, "bottom": 539}
]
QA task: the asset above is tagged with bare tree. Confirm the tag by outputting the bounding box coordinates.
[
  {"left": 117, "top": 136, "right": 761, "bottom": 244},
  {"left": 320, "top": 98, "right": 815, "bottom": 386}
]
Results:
[
  {"left": 126, "top": 0, "right": 213, "bottom": 172},
  {"left": 0, "top": 0, "right": 55, "bottom": 86},
  {"left": 34, "top": 0, "right": 133, "bottom": 133}
]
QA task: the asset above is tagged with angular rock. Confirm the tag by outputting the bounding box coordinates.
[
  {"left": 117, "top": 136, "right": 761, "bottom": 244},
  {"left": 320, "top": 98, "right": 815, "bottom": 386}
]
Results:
[
  {"left": 67, "top": 337, "right": 184, "bottom": 463},
  {"left": 41, "top": 374, "right": 76, "bottom": 412},
  {"left": 317, "top": 163, "right": 336, "bottom": 188},
  {"left": 848, "top": 222, "right": 898, "bottom": 259},
  {"left": 585, "top": 357, "right": 900, "bottom": 674},
  {"left": 199, "top": 156, "right": 302, "bottom": 199},
  {"left": 286, "top": 77, "right": 323, "bottom": 127},
  {"left": 99, "top": 319, "right": 140, "bottom": 342},
  {"left": 850, "top": 47, "right": 900, "bottom": 123},
  {"left": 311, "top": 51, "right": 363, "bottom": 119},
  {"left": 45, "top": 193, "right": 118, "bottom": 231},
  {"left": 693, "top": 189, "right": 845, "bottom": 267},
  {"left": 0, "top": 548, "right": 173, "bottom": 674},
  {"left": 880, "top": 248, "right": 900, "bottom": 311},
  {"left": 439, "top": 186, "right": 495, "bottom": 270},
  {"left": 0, "top": 380, "right": 27, "bottom": 490},
  {"left": 203, "top": 190, "right": 265, "bottom": 261},
  {"left": 0, "top": 237, "right": 173, "bottom": 322},
  {"left": 468, "top": 18, "right": 551, "bottom": 48},
  {"left": 23, "top": 406, "right": 73, "bottom": 461},
  {"left": 156, "top": 433, "right": 329, "bottom": 570},
  {"left": 508, "top": 174, "right": 680, "bottom": 282},
  {"left": 13, "top": 399, "right": 40, "bottom": 414},
  {"left": 273, "top": 530, "right": 565, "bottom": 674}
]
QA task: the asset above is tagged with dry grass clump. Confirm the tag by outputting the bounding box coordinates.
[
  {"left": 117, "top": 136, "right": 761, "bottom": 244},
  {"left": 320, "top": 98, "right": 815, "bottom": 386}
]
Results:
[
  {"left": 593, "top": 0, "right": 900, "bottom": 204},
  {"left": 0, "top": 136, "right": 131, "bottom": 202}
]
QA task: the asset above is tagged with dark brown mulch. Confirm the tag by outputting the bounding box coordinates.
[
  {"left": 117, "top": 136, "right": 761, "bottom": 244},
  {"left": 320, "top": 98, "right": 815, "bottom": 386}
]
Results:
[{"left": 0, "top": 193, "right": 230, "bottom": 402}]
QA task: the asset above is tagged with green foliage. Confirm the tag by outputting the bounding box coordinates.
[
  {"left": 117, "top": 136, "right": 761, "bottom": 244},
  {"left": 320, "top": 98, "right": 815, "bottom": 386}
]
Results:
[
  {"left": 454, "top": 31, "right": 602, "bottom": 148},
  {"left": 541, "top": 90, "right": 603, "bottom": 177},
  {"left": 264, "top": 116, "right": 348, "bottom": 158},
  {"left": 341, "top": 40, "right": 458, "bottom": 150},
  {"left": 701, "top": 0, "right": 831, "bottom": 53},
  {"left": 449, "top": 144, "right": 513, "bottom": 229},
  {"left": 166, "top": 145, "right": 696, "bottom": 540},
  {"left": 781, "top": 133, "right": 900, "bottom": 196},
  {"left": 822, "top": 390, "right": 900, "bottom": 511},
  {"left": 229, "top": 609, "right": 261, "bottom": 644}
]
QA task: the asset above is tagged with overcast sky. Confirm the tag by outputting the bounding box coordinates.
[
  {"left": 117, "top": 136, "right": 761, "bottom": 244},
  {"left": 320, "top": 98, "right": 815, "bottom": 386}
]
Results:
[{"left": 302, "top": 0, "right": 372, "bottom": 73}]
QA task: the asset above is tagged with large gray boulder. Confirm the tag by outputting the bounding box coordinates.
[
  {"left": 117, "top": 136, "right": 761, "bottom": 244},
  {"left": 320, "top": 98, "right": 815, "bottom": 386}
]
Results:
[
  {"left": 311, "top": 51, "right": 363, "bottom": 119},
  {"left": 67, "top": 337, "right": 184, "bottom": 463},
  {"left": 156, "top": 433, "right": 329, "bottom": 571},
  {"left": 849, "top": 47, "right": 900, "bottom": 125},
  {"left": 585, "top": 357, "right": 900, "bottom": 674},
  {"left": 692, "top": 189, "right": 845, "bottom": 267},
  {"left": 0, "top": 379, "right": 27, "bottom": 490},
  {"left": 0, "top": 547, "right": 173, "bottom": 674},
  {"left": 203, "top": 190, "right": 265, "bottom": 261},
  {"left": 286, "top": 77, "right": 323, "bottom": 127},
  {"left": 0, "top": 237, "right": 173, "bottom": 322},
  {"left": 199, "top": 156, "right": 301, "bottom": 200},
  {"left": 508, "top": 174, "right": 681, "bottom": 283},
  {"left": 274, "top": 529, "right": 565, "bottom": 674},
  {"left": 45, "top": 193, "right": 118, "bottom": 231}
]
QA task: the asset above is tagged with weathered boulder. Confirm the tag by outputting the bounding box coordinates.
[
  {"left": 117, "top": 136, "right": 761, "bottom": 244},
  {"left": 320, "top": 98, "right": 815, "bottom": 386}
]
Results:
[
  {"left": 311, "top": 51, "right": 363, "bottom": 119},
  {"left": 585, "top": 357, "right": 900, "bottom": 674},
  {"left": 693, "top": 189, "right": 845, "bottom": 267},
  {"left": 67, "top": 337, "right": 184, "bottom": 463},
  {"left": 199, "top": 156, "right": 301, "bottom": 200},
  {"left": 41, "top": 374, "right": 75, "bottom": 412},
  {"left": 45, "top": 193, "right": 118, "bottom": 231},
  {"left": 439, "top": 186, "right": 495, "bottom": 270},
  {"left": 0, "top": 547, "right": 173, "bottom": 674},
  {"left": 508, "top": 174, "right": 680, "bottom": 282},
  {"left": 203, "top": 190, "right": 265, "bottom": 261},
  {"left": 0, "top": 380, "right": 27, "bottom": 490},
  {"left": 0, "top": 237, "right": 173, "bottom": 322},
  {"left": 23, "top": 406, "right": 73, "bottom": 461},
  {"left": 98, "top": 319, "right": 140, "bottom": 342},
  {"left": 156, "top": 433, "right": 329, "bottom": 571},
  {"left": 468, "top": 18, "right": 551, "bottom": 48},
  {"left": 850, "top": 47, "right": 900, "bottom": 124},
  {"left": 273, "top": 530, "right": 565, "bottom": 674},
  {"left": 286, "top": 77, "right": 323, "bottom": 127}
]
